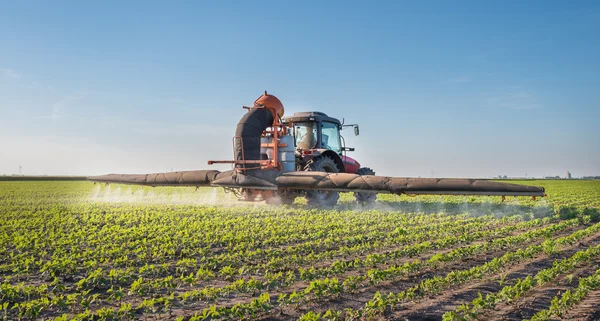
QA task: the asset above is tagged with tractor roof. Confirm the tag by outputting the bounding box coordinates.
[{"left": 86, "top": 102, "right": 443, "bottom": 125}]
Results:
[{"left": 283, "top": 111, "right": 342, "bottom": 126}]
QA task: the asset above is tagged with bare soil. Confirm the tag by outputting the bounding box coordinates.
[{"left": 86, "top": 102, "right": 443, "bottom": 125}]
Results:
[
  {"left": 386, "top": 232, "right": 600, "bottom": 321},
  {"left": 249, "top": 225, "right": 595, "bottom": 320}
]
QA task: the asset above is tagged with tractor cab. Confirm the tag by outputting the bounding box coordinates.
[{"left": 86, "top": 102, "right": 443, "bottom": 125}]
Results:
[
  {"left": 283, "top": 112, "right": 343, "bottom": 153},
  {"left": 281, "top": 111, "right": 372, "bottom": 206},
  {"left": 282, "top": 111, "right": 362, "bottom": 174}
]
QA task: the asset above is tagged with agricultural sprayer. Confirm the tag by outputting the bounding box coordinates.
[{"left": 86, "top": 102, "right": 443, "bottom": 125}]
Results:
[{"left": 89, "top": 92, "right": 546, "bottom": 206}]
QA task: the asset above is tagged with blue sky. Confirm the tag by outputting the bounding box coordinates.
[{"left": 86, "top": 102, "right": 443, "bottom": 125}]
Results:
[{"left": 1, "top": 1, "right": 599, "bottom": 178}]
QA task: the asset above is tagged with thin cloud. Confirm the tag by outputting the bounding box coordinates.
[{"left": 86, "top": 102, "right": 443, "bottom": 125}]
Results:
[
  {"left": 168, "top": 98, "right": 194, "bottom": 106},
  {"left": 485, "top": 89, "right": 541, "bottom": 110},
  {"left": 0, "top": 68, "right": 22, "bottom": 79},
  {"left": 447, "top": 76, "right": 472, "bottom": 84},
  {"left": 51, "top": 104, "right": 60, "bottom": 119},
  {"left": 46, "top": 93, "right": 88, "bottom": 120}
]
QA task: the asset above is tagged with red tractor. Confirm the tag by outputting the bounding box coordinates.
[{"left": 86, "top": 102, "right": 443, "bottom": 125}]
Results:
[{"left": 280, "top": 111, "right": 376, "bottom": 206}]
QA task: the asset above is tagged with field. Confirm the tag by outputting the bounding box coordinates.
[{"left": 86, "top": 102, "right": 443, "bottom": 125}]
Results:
[{"left": 1, "top": 180, "right": 600, "bottom": 321}]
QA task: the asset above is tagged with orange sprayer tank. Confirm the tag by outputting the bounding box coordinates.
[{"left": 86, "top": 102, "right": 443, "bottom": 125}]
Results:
[{"left": 254, "top": 91, "right": 284, "bottom": 119}]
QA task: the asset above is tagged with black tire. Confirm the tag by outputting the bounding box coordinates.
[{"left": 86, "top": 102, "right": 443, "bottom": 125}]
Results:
[
  {"left": 265, "top": 190, "right": 297, "bottom": 205},
  {"left": 354, "top": 167, "right": 377, "bottom": 205},
  {"left": 304, "top": 156, "right": 340, "bottom": 207}
]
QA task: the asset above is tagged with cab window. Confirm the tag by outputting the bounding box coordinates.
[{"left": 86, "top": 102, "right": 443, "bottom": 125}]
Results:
[
  {"left": 294, "top": 122, "right": 318, "bottom": 149},
  {"left": 321, "top": 122, "right": 342, "bottom": 153}
]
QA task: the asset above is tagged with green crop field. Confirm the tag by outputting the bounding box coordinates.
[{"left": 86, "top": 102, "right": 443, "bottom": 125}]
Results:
[{"left": 1, "top": 180, "right": 600, "bottom": 320}]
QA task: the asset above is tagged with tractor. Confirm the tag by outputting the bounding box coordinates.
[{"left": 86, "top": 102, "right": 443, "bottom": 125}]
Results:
[{"left": 278, "top": 111, "right": 375, "bottom": 206}]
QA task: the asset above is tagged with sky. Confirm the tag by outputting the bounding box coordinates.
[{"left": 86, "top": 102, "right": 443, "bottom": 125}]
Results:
[{"left": 1, "top": 1, "right": 599, "bottom": 178}]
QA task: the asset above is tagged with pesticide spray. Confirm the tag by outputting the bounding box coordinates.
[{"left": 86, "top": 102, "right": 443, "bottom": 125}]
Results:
[
  {"left": 89, "top": 184, "right": 266, "bottom": 208},
  {"left": 89, "top": 184, "right": 553, "bottom": 220}
]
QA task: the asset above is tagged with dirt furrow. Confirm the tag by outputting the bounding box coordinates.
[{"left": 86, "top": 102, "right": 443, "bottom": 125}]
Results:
[
  {"left": 558, "top": 287, "right": 600, "bottom": 321},
  {"left": 255, "top": 224, "right": 590, "bottom": 320},
  {"left": 387, "top": 231, "right": 600, "bottom": 321},
  {"left": 481, "top": 257, "right": 600, "bottom": 320}
]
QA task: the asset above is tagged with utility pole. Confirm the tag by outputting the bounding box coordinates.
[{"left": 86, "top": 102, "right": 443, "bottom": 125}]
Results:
[{"left": 18, "top": 166, "right": 22, "bottom": 176}]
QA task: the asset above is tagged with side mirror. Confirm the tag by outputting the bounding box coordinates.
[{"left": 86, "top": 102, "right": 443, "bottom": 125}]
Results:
[{"left": 354, "top": 125, "right": 360, "bottom": 136}]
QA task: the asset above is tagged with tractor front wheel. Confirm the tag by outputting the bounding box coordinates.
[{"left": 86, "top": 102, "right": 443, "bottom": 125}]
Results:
[
  {"left": 354, "top": 167, "right": 377, "bottom": 205},
  {"left": 304, "top": 156, "right": 340, "bottom": 207}
]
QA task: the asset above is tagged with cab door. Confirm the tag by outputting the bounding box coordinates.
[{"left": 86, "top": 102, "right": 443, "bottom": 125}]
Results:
[{"left": 320, "top": 121, "right": 342, "bottom": 154}]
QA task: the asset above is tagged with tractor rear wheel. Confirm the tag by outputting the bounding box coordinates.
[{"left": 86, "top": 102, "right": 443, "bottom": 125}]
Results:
[
  {"left": 304, "top": 156, "right": 340, "bottom": 207},
  {"left": 354, "top": 167, "right": 377, "bottom": 205}
]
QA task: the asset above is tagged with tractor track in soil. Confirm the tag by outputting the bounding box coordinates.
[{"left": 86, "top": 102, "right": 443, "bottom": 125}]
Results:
[
  {"left": 251, "top": 223, "right": 590, "bottom": 320},
  {"left": 558, "top": 288, "right": 600, "bottom": 321},
  {"left": 478, "top": 256, "right": 600, "bottom": 320},
  {"left": 385, "top": 231, "right": 600, "bottom": 321}
]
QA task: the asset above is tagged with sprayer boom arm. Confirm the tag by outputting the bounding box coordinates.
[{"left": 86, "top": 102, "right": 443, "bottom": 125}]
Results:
[{"left": 88, "top": 170, "right": 545, "bottom": 197}]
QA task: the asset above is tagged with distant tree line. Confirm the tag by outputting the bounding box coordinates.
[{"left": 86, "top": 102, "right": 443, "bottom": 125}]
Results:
[{"left": 0, "top": 176, "right": 87, "bottom": 181}]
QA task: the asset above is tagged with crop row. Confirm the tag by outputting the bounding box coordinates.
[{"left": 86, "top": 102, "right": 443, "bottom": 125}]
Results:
[
  {"left": 444, "top": 243, "right": 600, "bottom": 320},
  {"left": 527, "top": 268, "right": 600, "bottom": 320}
]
